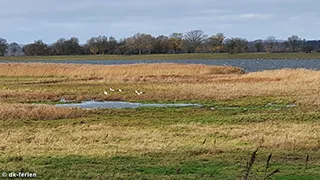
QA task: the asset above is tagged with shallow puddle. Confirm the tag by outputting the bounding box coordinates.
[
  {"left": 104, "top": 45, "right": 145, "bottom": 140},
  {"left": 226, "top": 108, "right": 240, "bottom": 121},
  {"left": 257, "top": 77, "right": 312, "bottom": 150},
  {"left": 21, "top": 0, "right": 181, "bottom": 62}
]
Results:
[{"left": 55, "top": 101, "right": 202, "bottom": 109}]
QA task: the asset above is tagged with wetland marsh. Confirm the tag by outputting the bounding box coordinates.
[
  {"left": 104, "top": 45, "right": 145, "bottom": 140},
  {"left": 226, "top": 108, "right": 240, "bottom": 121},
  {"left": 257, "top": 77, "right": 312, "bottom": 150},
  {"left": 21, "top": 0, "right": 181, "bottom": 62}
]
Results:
[{"left": 0, "top": 63, "right": 319, "bottom": 179}]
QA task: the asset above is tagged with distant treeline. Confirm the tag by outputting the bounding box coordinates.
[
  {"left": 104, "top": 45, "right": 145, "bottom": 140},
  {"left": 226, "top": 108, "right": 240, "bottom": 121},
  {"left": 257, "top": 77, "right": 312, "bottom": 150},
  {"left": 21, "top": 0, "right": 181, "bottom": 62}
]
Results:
[{"left": 1, "top": 30, "right": 320, "bottom": 56}]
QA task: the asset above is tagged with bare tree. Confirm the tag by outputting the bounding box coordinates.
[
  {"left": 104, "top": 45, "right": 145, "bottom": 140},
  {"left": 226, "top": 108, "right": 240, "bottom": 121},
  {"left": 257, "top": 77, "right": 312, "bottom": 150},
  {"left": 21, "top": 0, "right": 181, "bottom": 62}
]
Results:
[
  {"left": 7, "top": 42, "right": 22, "bottom": 56},
  {"left": 208, "top": 33, "right": 225, "bottom": 53},
  {"left": 0, "top": 38, "right": 8, "bottom": 56},
  {"left": 126, "top": 33, "right": 154, "bottom": 54},
  {"left": 153, "top": 35, "right": 170, "bottom": 54},
  {"left": 169, "top": 33, "right": 183, "bottom": 54},
  {"left": 107, "top": 36, "right": 118, "bottom": 54},
  {"left": 87, "top": 38, "right": 98, "bottom": 55},
  {"left": 224, "top": 38, "right": 248, "bottom": 53},
  {"left": 87, "top": 36, "right": 109, "bottom": 55},
  {"left": 264, "top": 36, "right": 276, "bottom": 53},
  {"left": 80, "top": 44, "right": 92, "bottom": 55},
  {"left": 287, "top": 35, "right": 303, "bottom": 52},
  {"left": 253, "top": 39, "right": 264, "bottom": 52},
  {"left": 195, "top": 41, "right": 211, "bottom": 53},
  {"left": 52, "top": 37, "right": 81, "bottom": 55},
  {"left": 23, "top": 40, "right": 49, "bottom": 56},
  {"left": 114, "top": 38, "right": 130, "bottom": 55},
  {"left": 96, "top": 36, "right": 110, "bottom": 54},
  {"left": 184, "top": 30, "right": 207, "bottom": 53},
  {"left": 52, "top": 38, "right": 66, "bottom": 55}
]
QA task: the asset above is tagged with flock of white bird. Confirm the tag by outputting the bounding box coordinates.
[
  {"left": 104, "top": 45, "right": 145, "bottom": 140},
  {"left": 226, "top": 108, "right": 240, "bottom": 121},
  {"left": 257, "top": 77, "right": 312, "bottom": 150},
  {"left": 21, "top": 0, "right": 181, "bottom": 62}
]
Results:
[{"left": 104, "top": 88, "right": 144, "bottom": 96}]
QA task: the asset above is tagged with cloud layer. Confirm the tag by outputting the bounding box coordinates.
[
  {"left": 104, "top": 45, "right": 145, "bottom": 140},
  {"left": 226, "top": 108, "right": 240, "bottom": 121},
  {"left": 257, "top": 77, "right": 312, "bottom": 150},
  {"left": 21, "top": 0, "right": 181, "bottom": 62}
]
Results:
[{"left": 0, "top": 0, "right": 319, "bottom": 43}]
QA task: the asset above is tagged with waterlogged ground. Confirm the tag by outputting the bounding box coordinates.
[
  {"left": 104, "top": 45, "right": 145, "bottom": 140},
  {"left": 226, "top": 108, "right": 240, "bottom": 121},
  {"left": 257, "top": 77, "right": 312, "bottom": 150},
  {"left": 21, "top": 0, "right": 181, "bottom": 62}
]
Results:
[
  {"left": 55, "top": 100, "right": 202, "bottom": 109},
  {"left": 0, "top": 63, "right": 319, "bottom": 179}
]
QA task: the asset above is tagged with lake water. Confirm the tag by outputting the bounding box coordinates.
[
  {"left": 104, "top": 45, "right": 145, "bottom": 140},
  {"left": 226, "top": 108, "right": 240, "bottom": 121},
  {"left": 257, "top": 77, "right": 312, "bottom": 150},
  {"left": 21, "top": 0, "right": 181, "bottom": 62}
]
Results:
[
  {"left": 55, "top": 101, "right": 202, "bottom": 109},
  {"left": 1, "top": 59, "right": 319, "bottom": 72}
]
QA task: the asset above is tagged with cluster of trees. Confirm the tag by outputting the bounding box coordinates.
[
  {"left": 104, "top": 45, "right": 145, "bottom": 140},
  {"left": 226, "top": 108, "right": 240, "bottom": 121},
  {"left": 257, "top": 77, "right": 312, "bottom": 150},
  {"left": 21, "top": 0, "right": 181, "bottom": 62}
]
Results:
[
  {"left": 0, "top": 39, "right": 23, "bottom": 56},
  {"left": 1, "top": 30, "right": 320, "bottom": 56}
]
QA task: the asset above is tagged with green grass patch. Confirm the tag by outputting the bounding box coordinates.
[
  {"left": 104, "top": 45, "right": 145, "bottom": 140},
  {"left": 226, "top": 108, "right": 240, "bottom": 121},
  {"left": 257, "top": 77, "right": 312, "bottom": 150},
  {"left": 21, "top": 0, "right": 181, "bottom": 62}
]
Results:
[{"left": 1, "top": 152, "right": 319, "bottom": 180}]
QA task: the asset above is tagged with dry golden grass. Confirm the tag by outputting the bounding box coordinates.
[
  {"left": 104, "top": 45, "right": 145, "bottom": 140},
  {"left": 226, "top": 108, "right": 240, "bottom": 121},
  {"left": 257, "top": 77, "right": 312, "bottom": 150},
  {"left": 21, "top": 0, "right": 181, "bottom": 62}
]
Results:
[
  {"left": 113, "top": 68, "right": 319, "bottom": 107},
  {"left": 0, "top": 64, "right": 319, "bottom": 108},
  {"left": 0, "top": 63, "right": 319, "bottom": 179},
  {"left": 0, "top": 63, "right": 244, "bottom": 78},
  {"left": 0, "top": 103, "right": 85, "bottom": 120},
  {"left": 0, "top": 121, "right": 319, "bottom": 157}
]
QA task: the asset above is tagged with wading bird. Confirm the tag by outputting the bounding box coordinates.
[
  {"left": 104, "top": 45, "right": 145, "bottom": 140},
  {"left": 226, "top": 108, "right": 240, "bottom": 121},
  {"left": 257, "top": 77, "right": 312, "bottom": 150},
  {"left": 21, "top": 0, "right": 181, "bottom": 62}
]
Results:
[
  {"left": 118, "top": 89, "right": 122, "bottom": 92},
  {"left": 135, "top": 90, "right": 141, "bottom": 96},
  {"left": 135, "top": 90, "right": 144, "bottom": 96},
  {"left": 109, "top": 88, "right": 115, "bottom": 91},
  {"left": 104, "top": 90, "right": 108, "bottom": 95}
]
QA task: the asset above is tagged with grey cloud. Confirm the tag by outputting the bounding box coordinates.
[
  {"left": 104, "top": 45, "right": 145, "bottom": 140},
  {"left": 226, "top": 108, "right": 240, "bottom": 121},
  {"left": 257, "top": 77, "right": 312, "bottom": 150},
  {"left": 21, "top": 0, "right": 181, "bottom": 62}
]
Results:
[{"left": 0, "top": 0, "right": 319, "bottom": 43}]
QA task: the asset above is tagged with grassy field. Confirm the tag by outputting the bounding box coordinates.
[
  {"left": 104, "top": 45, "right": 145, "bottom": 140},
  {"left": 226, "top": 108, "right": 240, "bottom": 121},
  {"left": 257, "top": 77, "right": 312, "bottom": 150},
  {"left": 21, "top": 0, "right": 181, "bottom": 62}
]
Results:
[
  {"left": 1, "top": 52, "right": 320, "bottom": 61},
  {"left": 0, "top": 63, "right": 319, "bottom": 179}
]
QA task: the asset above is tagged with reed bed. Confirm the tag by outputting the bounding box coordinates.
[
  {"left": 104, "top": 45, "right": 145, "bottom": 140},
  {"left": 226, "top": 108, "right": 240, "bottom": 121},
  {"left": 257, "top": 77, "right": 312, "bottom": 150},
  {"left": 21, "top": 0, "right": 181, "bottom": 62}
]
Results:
[
  {"left": 0, "top": 63, "right": 319, "bottom": 179},
  {"left": 0, "top": 103, "right": 85, "bottom": 120},
  {"left": 0, "top": 64, "right": 319, "bottom": 107},
  {"left": 0, "top": 63, "right": 245, "bottom": 78}
]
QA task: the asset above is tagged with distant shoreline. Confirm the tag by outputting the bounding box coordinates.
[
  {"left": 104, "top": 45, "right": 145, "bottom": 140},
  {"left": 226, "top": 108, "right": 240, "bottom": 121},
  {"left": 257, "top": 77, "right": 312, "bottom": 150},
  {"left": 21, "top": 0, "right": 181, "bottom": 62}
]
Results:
[{"left": 1, "top": 52, "right": 320, "bottom": 61}]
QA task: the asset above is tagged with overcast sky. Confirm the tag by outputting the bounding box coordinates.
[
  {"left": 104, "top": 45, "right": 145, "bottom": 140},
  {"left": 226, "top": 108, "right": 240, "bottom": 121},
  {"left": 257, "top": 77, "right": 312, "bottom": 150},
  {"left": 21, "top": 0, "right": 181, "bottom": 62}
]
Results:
[{"left": 0, "top": 0, "right": 319, "bottom": 44}]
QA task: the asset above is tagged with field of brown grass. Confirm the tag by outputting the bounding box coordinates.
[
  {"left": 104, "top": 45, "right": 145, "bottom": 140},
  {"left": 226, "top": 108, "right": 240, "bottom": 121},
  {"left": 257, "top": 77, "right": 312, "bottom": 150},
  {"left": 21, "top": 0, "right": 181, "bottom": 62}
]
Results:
[
  {"left": 0, "top": 103, "right": 85, "bottom": 120},
  {"left": 0, "top": 63, "right": 245, "bottom": 78},
  {"left": 0, "top": 63, "right": 319, "bottom": 179},
  {"left": 0, "top": 63, "right": 319, "bottom": 108}
]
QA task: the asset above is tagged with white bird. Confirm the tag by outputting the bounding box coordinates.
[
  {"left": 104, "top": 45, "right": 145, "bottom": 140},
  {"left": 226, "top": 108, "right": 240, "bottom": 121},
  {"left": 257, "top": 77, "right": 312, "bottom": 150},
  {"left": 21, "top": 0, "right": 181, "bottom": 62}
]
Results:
[
  {"left": 135, "top": 90, "right": 141, "bottom": 96},
  {"left": 118, "top": 89, "right": 122, "bottom": 92},
  {"left": 135, "top": 90, "right": 144, "bottom": 96},
  {"left": 60, "top": 98, "right": 67, "bottom": 103},
  {"left": 109, "top": 88, "right": 115, "bottom": 91},
  {"left": 104, "top": 90, "right": 108, "bottom": 95}
]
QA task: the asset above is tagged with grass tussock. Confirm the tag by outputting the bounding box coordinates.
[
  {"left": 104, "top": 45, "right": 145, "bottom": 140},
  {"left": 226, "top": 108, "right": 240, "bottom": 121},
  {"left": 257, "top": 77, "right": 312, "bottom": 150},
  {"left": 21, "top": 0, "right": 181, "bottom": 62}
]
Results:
[
  {"left": 0, "top": 63, "right": 245, "bottom": 79},
  {"left": 0, "top": 103, "right": 85, "bottom": 120}
]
